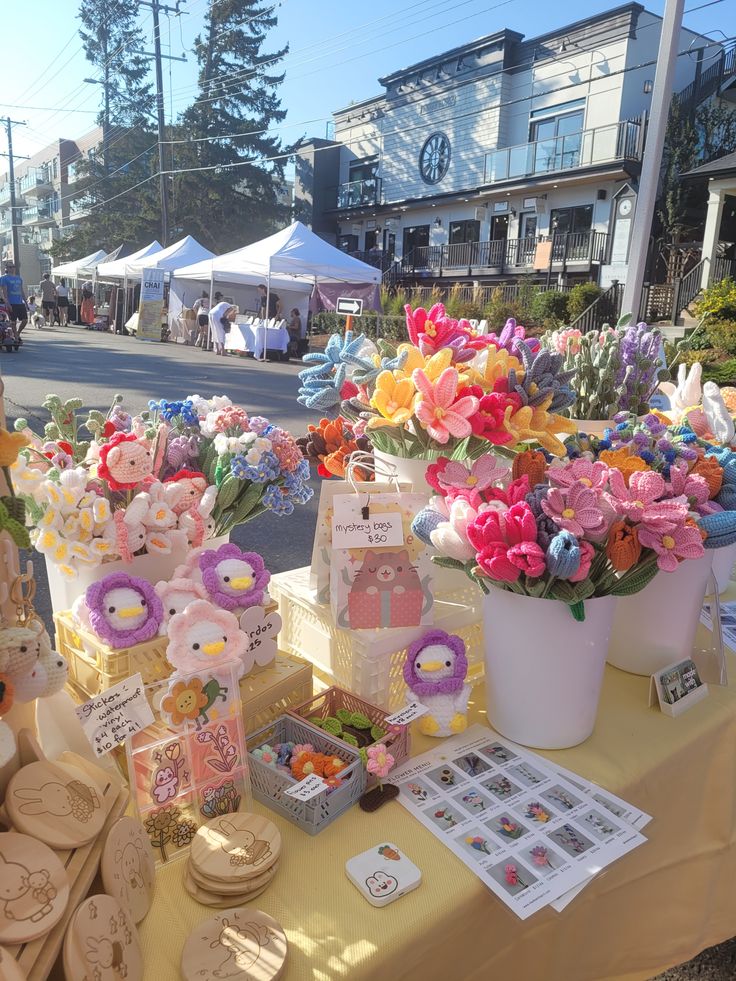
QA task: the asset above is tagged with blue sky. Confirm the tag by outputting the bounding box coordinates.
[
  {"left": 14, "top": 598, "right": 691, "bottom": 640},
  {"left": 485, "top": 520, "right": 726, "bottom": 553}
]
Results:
[{"left": 2, "top": 0, "right": 732, "bottom": 161}]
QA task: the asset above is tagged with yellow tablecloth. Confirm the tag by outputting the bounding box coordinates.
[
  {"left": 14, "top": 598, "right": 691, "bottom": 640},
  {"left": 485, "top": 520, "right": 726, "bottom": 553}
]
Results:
[{"left": 141, "top": 657, "right": 736, "bottom": 981}]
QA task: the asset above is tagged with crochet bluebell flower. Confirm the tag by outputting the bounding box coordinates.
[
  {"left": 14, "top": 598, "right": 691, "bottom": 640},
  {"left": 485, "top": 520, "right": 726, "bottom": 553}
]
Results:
[
  {"left": 263, "top": 484, "right": 295, "bottom": 515},
  {"left": 299, "top": 330, "right": 365, "bottom": 381},
  {"left": 239, "top": 451, "right": 280, "bottom": 484},
  {"left": 411, "top": 506, "right": 446, "bottom": 546},
  {"left": 545, "top": 530, "right": 581, "bottom": 579}
]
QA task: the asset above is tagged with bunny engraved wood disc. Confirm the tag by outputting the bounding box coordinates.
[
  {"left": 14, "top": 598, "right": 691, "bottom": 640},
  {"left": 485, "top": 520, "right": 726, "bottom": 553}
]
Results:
[
  {"left": 101, "top": 817, "right": 155, "bottom": 924},
  {"left": 188, "top": 859, "right": 280, "bottom": 896},
  {"left": 181, "top": 908, "right": 287, "bottom": 981},
  {"left": 183, "top": 872, "right": 272, "bottom": 910},
  {"left": 63, "top": 895, "right": 142, "bottom": 981},
  {"left": 190, "top": 815, "right": 281, "bottom": 883},
  {"left": 0, "top": 833, "right": 69, "bottom": 945},
  {"left": 7, "top": 761, "right": 105, "bottom": 848}
]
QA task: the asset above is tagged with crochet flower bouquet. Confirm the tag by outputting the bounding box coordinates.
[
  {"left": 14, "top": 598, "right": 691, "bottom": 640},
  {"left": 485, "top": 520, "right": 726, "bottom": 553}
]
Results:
[
  {"left": 411, "top": 427, "right": 727, "bottom": 618},
  {"left": 297, "top": 305, "right": 577, "bottom": 463},
  {"left": 12, "top": 393, "right": 312, "bottom": 579}
]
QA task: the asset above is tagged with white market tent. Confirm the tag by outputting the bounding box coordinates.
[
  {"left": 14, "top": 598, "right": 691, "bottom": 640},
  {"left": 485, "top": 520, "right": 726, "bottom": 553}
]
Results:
[
  {"left": 124, "top": 235, "right": 214, "bottom": 277},
  {"left": 96, "top": 240, "right": 163, "bottom": 281},
  {"left": 52, "top": 249, "right": 108, "bottom": 281}
]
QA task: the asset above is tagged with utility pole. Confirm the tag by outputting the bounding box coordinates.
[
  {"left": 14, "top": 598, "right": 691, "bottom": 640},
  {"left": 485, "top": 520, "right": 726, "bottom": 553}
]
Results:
[
  {"left": 136, "top": 0, "right": 187, "bottom": 248},
  {"left": 621, "top": 0, "right": 685, "bottom": 320},
  {"left": 3, "top": 118, "right": 27, "bottom": 276}
]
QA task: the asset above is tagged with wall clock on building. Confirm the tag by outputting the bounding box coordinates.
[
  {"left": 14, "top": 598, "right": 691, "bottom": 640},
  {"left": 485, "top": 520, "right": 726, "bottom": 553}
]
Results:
[
  {"left": 618, "top": 198, "right": 633, "bottom": 217},
  {"left": 419, "top": 132, "right": 451, "bottom": 184}
]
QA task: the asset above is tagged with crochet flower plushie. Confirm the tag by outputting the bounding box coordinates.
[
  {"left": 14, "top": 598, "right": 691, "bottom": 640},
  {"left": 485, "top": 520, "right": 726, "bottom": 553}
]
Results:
[
  {"left": 85, "top": 572, "right": 163, "bottom": 647},
  {"left": 97, "top": 433, "right": 153, "bottom": 491},
  {"left": 165, "top": 469, "right": 208, "bottom": 515},
  {"left": 199, "top": 544, "right": 271, "bottom": 612},
  {"left": 251, "top": 744, "right": 278, "bottom": 767},
  {"left": 166, "top": 600, "right": 248, "bottom": 676},
  {"left": 403, "top": 630, "right": 471, "bottom": 738},
  {"left": 154, "top": 578, "right": 208, "bottom": 635}
]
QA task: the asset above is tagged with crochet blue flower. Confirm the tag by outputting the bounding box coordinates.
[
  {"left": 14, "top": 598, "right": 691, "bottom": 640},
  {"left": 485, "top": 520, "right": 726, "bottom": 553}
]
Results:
[
  {"left": 295, "top": 458, "right": 311, "bottom": 481},
  {"left": 238, "top": 451, "right": 280, "bottom": 484},
  {"left": 263, "top": 484, "right": 295, "bottom": 515},
  {"left": 297, "top": 363, "right": 347, "bottom": 414},
  {"left": 299, "top": 330, "right": 365, "bottom": 382},
  {"left": 699, "top": 510, "right": 736, "bottom": 548},
  {"left": 506, "top": 341, "right": 576, "bottom": 413},
  {"left": 411, "top": 506, "right": 446, "bottom": 546},
  {"left": 230, "top": 454, "right": 249, "bottom": 479},
  {"left": 286, "top": 482, "right": 314, "bottom": 505},
  {"left": 546, "top": 530, "right": 581, "bottom": 579},
  {"left": 344, "top": 345, "right": 411, "bottom": 387}
]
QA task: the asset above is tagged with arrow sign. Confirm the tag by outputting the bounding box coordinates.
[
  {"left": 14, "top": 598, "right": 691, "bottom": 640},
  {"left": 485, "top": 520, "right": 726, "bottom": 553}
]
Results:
[{"left": 336, "top": 297, "right": 363, "bottom": 317}]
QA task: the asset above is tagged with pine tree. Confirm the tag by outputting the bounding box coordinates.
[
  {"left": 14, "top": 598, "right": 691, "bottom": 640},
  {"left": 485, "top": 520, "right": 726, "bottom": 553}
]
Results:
[{"left": 173, "top": 0, "right": 290, "bottom": 252}]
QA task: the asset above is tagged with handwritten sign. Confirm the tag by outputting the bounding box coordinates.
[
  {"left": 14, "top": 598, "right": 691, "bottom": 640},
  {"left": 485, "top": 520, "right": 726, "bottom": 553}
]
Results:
[
  {"left": 75, "top": 673, "right": 155, "bottom": 757},
  {"left": 239, "top": 606, "right": 282, "bottom": 668},
  {"left": 331, "top": 494, "right": 404, "bottom": 550},
  {"left": 285, "top": 772, "right": 327, "bottom": 801},
  {"left": 385, "top": 702, "right": 429, "bottom": 727}
]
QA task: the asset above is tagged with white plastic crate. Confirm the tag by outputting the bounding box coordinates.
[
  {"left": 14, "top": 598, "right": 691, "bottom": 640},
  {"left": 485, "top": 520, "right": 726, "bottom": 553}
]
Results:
[{"left": 270, "top": 567, "right": 484, "bottom": 711}]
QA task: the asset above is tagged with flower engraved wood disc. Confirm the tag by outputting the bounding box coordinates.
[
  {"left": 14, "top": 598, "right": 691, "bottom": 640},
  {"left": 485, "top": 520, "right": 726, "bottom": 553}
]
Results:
[
  {"left": 0, "top": 833, "right": 69, "bottom": 945},
  {"left": 101, "top": 817, "right": 156, "bottom": 924},
  {"left": 181, "top": 908, "right": 287, "bottom": 981},
  {"left": 6, "top": 761, "right": 105, "bottom": 848},
  {"left": 63, "top": 895, "right": 142, "bottom": 981}
]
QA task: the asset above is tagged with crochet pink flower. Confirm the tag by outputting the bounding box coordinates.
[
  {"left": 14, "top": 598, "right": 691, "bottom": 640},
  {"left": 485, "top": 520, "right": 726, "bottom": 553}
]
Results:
[
  {"left": 548, "top": 459, "right": 610, "bottom": 492},
  {"left": 485, "top": 475, "right": 530, "bottom": 508},
  {"left": 166, "top": 599, "right": 248, "bottom": 676},
  {"left": 637, "top": 523, "right": 705, "bottom": 572},
  {"left": 667, "top": 461, "right": 720, "bottom": 516},
  {"left": 467, "top": 503, "right": 545, "bottom": 583},
  {"left": 541, "top": 484, "right": 608, "bottom": 539},
  {"left": 430, "top": 498, "right": 481, "bottom": 563},
  {"left": 436, "top": 456, "right": 509, "bottom": 494},
  {"left": 506, "top": 542, "right": 546, "bottom": 578},
  {"left": 413, "top": 367, "right": 479, "bottom": 444},
  {"left": 606, "top": 469, "right": 688, "bottom": 531},
  {"left": 366, "top": 743, "right": 395, "bottom": 778}
]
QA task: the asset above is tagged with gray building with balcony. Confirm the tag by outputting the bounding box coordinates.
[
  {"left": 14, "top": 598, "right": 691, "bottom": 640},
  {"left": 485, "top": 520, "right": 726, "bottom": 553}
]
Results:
[
  {"left": 294, "top": 3, "right": 732, "bottom": 288},
  {"left": 0, "top": 127, "right": 103, "bottom": 285}
]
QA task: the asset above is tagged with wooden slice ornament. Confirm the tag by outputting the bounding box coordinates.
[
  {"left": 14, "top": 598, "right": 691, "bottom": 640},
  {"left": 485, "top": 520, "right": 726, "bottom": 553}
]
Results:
[
  {"left": 190, "top": 814, "right": 281, "bottom": 883},
  {"left": 6, "top": 761, "right": 105, "bottom": 848},
  {"left": 101, "top": 817, "right": 156, "bottom": 924},
  {"left": 0, "top": 833, "right": 69, "bottom": 945},
  {"left": 181, "top": 908, "right": 287, "bottom": 981},
  {"left": 63, "top": 894, "right": 142, "bottom": 981},
  {"left": 0, "top": 945, "right": 27, "bottom": 980}
]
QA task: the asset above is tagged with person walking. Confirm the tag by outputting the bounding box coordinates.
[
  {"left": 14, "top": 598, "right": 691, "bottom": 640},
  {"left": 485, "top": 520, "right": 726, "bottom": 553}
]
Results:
[
  {"left": 257, "top": 283, "right": 281, "bottom": 320},
  {"left": 0, "top": 261, "right": 29, "bottom": 342},
  {"left": 208, "top": 299, "right": 237, "bottom": 356},
  {"left": 39, "top": 273, "right": 57, "bottom": 326},
  {"left": 56, "top": 278, "right": 70, "bottom": 326},
  {"left": 192, "top": 290, "right": 212, "bottom": 348},
  {"left": 80, "top": 284, "right": 96, "bottom": 327}
]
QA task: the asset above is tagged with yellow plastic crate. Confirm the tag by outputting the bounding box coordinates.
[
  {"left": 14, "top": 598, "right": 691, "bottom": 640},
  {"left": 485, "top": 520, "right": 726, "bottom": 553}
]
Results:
[{"left": 269, "top": 567, "right": 484, "bottom": 711}]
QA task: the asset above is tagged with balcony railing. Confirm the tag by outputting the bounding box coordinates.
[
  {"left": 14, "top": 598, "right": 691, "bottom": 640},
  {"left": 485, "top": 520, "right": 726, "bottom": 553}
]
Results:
[
  {"left": 0, "top": 184, "right": 10, "bottom": 205},
  {"left": 336, "top": 177, "right": 382, "bottom": 209},
  {"left": 400, "top": 231, "right": 608, "bottom": 277},
  {"left": 22, "top": 202, "right": 54, "bottom": 225},
  {"left": 346, "top": 249, "right": 395, "bottom": 273},
  {"left": 19, "top": 167, "right": 54, "bottom": 196},
  {"left": 484, "top": 120, "right": 642, "bottom": 184}
]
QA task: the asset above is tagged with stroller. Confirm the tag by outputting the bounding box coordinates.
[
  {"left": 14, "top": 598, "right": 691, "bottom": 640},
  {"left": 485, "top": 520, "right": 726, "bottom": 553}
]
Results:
[{"left": 0, "top": 306, "right": 19, "bottom": 352}]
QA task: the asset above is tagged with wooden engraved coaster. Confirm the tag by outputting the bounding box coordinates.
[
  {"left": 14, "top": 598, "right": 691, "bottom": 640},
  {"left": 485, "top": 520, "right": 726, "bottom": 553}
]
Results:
[
  {"left": 190, "top": 814, "right": 281, "bottom": 883},
  {"left": 6, "top": 761, "right": 105, "bottom": 848},
  {"left": 63, "top": 895, "right": 142, "bottom": 981},
  {"left": 101, "top": 817, "right": 156, "bottom": 925},
  {"left": 0, "top": 833, "right": 69, "bottom": 945},
  {"left": 180, "top": 908, "right": 287, "bottom": 981}
]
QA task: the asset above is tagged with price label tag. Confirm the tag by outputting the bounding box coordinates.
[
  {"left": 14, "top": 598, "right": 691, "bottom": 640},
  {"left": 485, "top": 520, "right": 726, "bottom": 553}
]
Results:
[
  {"left": 331, "top": 494, "right": 404, "bottom": 550},
  {"left": 285, "top": 773, "right": 328, "bottom": 801},
  {"left": 75, "top": 673, "right": 155, "bottom": 757},
  {"left": 385, "top": 702, "right": 429, "bottom": 726}
]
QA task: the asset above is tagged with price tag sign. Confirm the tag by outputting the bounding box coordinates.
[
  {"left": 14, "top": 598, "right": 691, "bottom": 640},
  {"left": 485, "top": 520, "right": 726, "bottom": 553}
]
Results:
[
  {"left": 75, "top": 673, "right": 155, "bottom": 757},
  {"left": 239, "top": 607, "right": 282, "bottom": 668},
  {"left": 285, "top": 773, "right": 328, "bottom": 801},
  {"left": 331, "top": 493, "right": 404, "bottom": 550},
  {"left": 385, "top": 702, "right": 429, "bottom": 726}
]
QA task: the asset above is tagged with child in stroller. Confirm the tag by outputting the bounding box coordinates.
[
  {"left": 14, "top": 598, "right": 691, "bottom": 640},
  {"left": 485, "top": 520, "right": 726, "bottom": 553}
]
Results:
[{"left": 0, "top": 302, "right": 20, "bottom": 351}]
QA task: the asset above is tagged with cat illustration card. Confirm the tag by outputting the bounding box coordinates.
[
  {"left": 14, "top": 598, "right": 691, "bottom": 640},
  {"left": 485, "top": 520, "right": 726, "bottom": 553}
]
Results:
[{"left": 329, "top": 492, "right": 434, "bottom": 630}]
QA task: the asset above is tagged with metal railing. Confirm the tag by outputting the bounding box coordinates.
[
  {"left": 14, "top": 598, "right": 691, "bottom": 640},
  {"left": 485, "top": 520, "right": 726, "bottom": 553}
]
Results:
[
  {"left": 711, "top": 256, "right": 736, "bottom": 284},
  {"left": 19, "top": 168, "right": 53, "bottom": 194},
  {"left": 22, "top": 202, "right": 54, "bottom": 224},
  {"left": 347, "top": 249, "right": 395, "bottom": 272},
  {"left": 336, "top": 177, "right": 382, "bottom": 209},
  {"left": 671, "top": 258, "right": 707, "bottom": 325},
  {"left": 484, "top": 120, "right": 642, "bottom": 184},
  {"left": 568, "top": 280, "right": 624, "bottom": 333}
]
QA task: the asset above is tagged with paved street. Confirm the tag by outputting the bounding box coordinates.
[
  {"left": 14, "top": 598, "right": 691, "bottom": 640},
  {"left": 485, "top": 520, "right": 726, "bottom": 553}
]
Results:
[{"left": 1, "top": 325, "right": 319, "bottom": 625}]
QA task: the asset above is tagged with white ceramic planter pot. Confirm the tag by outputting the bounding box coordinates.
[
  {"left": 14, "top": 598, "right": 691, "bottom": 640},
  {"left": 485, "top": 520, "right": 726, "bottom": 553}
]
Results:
[
  {"left": 607, "top": 552, "right": 714, "bottom": 676},
  {"left": 44, "top": 533, "right": 230, "bottom": 615},
  {"left": 710, "top": 542, "right": 736, "bottom": 595},
  {"left": 482, "top": 589, "right": 617, "bottom": 749}
]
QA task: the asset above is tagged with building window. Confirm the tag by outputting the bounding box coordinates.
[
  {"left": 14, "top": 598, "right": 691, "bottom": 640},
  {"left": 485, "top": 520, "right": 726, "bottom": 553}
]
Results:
[
  {"left": 449, "top": 219, "right": 480, "bottom": 245},
  {"left": 550, "top": 204, "right": 593, "bottom": 235},
  {"left": 402, "top": 225, "right": 430, "bottom": 256},
  {"left": 338, "top": 234, "right": 359, "bottom": 253},
  {"left": 529, "top": 99, "right": 585, "bottom": 172},
  {"left": 53, "top": 192, "right": 60, "bottom": 214},
  {"left": 490, "top": 215, "right": 509, "bottom": 240},
  {"left": 53, "top": 158, "right": 58, "bottom": 179},
  {"left": 348, "top": 156, "right": 378, "bottom": 183}
]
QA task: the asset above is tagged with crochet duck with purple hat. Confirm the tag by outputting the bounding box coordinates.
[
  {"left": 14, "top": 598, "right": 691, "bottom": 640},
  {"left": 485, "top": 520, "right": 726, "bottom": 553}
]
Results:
[{"left": 403, "top": 629, "right": 472, "bottom": 737}]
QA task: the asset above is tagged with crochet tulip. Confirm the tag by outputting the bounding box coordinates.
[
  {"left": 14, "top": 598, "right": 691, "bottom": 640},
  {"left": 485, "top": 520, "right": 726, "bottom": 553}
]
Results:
[
  {"left": 606, "top": 521, "right": 642, "bottom": 571},
  {"left": 545, "top": 530, "right": 582, "bottom": 579},
  {"left": 512, "top": 450, "right": 547, "bottom": 488}
]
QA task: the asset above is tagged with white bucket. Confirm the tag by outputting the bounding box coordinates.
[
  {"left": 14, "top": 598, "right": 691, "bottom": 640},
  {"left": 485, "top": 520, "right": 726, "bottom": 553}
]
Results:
[
  {"left": 607, "top": 552, "right": 714, "bottom": 676},
  {"left": 482, "top": 589, "right": 617, "bottom": 749},
  {"left": 373, "top": 448, "right": 435, "bottom": 495},
  {"left": 710, "top": 542, "right": 736, "bottom": 595},
  {"left": 44, "top": 533, "right": 229, "bottom": 615}
]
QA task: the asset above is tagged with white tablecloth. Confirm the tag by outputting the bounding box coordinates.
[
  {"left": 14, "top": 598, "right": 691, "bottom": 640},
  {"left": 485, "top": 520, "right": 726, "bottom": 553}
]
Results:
[{"left": 225, "top": 321, "right": 289, "bottom": 357}]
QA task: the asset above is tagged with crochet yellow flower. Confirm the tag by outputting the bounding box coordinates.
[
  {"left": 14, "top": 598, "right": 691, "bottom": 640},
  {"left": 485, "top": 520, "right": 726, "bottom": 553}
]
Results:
[
  {"left": 599, "top": 448, "right": 651, "bottom": 486},
  {"left": 503, "top": 398, "right": 577, "bottom": 456},
  {"left": 396, "top": 345, "right": 456, "bottom": 382},
  {"left": 469, "top": 347, "right": 524, "bottom": 390},
  {"left": 368, "top": 371, "right": 416, "bottom": 429},
  {"left": 0, "top": 429, "right": 30, "bottom": 467}
]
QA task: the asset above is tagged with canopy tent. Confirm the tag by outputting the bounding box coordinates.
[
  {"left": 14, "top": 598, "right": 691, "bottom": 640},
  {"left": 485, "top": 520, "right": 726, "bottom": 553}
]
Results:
[
  {"left": 52, "top": 249, "right": 108, "bottom": 281},
  {"left": 96, "top": 240, "right": 163, "bottom": 281},
  {"left": 123, "top": 235, "right": 214, "bottom": 277}
]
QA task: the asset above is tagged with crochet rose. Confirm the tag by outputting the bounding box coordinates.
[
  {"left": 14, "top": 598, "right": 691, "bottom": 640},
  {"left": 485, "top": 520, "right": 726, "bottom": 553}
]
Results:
[
  {"left": 97, "top": 433, "right": 153, "bottom": 491},
  {"left": 86, "top": 572, "right": 163, "bottom": 647},
  {"left": 199, "top": 544, "right": 270, "bottom": 611},
  {"left": 166, "top": 599, "right": 248, "bottom": 675}
]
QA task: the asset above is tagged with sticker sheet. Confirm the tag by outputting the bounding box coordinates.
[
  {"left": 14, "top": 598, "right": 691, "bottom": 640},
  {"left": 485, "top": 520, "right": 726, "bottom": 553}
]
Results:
[
  {"left": 392, "top": 725, "right": 647, "bottom": 920},
  {"left": 125, "top": 661, "right": 251, "bottom": 866}
]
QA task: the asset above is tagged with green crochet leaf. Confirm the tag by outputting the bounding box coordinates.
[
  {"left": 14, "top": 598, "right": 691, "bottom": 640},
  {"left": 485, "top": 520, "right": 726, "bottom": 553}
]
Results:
[
  {"left": 307, "top": 716, "right": 325, "bottom": 729},
  {"left": 610, "top": 562, "right": 659, "bottom": 596},
  {"left": 359, "top": 747, "right": 368, "bottom": 767},
  {"left": 216, "top": 474, "right": 241, "bottom": 511},
  {"left": 350, "top": 712, "right": 372, "bottom": 730},
  {"left": 322, "top": 717, "right": 343, "bottom": 736},
  {"left": 432, "top": 556, "right": 467, "bottom": 571},
  {"left": 569, "top": 600, "right": 586, "bottom": 622},
  {"left": 335, "top": 708, "right": 353, "bottom": 725},
  {"left": 342, "top": 733, "right": 359, "bottom": 747},
  {"left": 370, "top": 725, "right": 386, "bottom": 741}
]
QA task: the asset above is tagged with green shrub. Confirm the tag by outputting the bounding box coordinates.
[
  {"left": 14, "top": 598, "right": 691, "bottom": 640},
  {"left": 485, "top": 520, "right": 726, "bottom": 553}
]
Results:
[
  {"left": 703, "top": 358, "right": 736, "bottom": 385},
  {"left": 531, "top": 290, "right": 569, "bottom": 325},
  {"left": 695, "top": 277, "right": 736, "bottom": 322},
  {"left": 567, "top": 283, "right": 603, "bottom": 319},
  {"left": 704, "top": 319, "right": 736, "bottom": 356}
]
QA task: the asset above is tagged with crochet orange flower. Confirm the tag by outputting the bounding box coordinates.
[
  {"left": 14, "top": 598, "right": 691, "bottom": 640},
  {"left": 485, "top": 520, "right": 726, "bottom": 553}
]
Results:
[
  {"left": 691, "top": 455, "right": 723, "bottom": 498},
  {"left": 606, "top": 521, "right": 642, "bottom": 571},
  {"left": 512, "top": 449, "right": 547, "bottom": 488},
  {"left": 599, "top": 448, "right": 651, "bottom": 486},
  {"left": 291, "top": 751, "right": 322, "bottom": 781}
]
